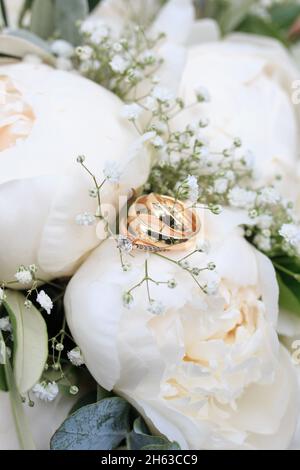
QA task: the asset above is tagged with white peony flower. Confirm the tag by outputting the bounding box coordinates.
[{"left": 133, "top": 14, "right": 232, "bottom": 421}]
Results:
[
  {"left": 0, "top": 63, "right": 150, "bottom": 284},
  {"left": 177, "top": 35, "right": 300, "bottom": 200},
  {"left": 65, "top": 209, "right": 300, "bottom": 450}
]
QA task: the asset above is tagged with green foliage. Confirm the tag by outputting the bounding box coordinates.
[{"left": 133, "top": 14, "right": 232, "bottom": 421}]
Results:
[
  {"left": 88, "top": 0, "right": 101, "bottom": 11},
  {"left": 4, "top": 291, "right": 48, "bottom": 394},
  {"left": 273, "top": 256, "right": 300, "bottom": 317},
  {"left": 55, "top": 0, "right": 88, "bottom": 45},
  {"left": 30, "top": 0, "right": 55, "bottom": 40},
  {"left": 270, "top": 2, "right": 300, "bottom": 30},
  {"left": 51, "top": 395, "right": 180, "bottom": 450},
  {"left": 237, "top": 14, "right": 287, "bottom": 45}
]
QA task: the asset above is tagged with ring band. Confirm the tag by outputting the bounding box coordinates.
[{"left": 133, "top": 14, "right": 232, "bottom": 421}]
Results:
[{"left": 120, "top": 193, "right": 201, "bottom": 252}]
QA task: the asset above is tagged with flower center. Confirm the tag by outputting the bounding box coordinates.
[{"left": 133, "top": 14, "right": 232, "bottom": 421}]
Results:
[{"left": 0, "top": 75, "right": 35, "bottom": 152}]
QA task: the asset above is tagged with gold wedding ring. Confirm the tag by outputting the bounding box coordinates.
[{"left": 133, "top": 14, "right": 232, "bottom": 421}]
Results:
[{"left": 120, "top": 193, "right": 201, "bottom": 252}]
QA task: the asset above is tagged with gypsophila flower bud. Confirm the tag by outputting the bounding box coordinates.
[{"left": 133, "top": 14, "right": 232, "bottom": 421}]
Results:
[
  {"left": 249, "top": 209, "right": 258, "bottom": 219},
  {"left": 36, "top": 291, "right": 53, "bottom": 315},
  {"left": 68, "top": 347, "right": 84, "bottom": 367},
  {"left": 180, "top": 175, "right": 199, "bottom": 203},
  {"left": 55, "top": 343, "right": 64, "bottom": 352},
  {"left": 147, "top": 300, "right": 165, "bottom": 316},
  {"left": 211, "top": 205, "right": 222, "bottom": 215},
  {"left": 192, "top": 268, "right": 201, "bottom": 276},
  {"left": 122, "top": 103, "right": 143, "bottom": 121},
  {"left": 197, "top": 240, "right": 210, "bottom": 253},
  {"left": 32, "top": 382, "right": 59, "bottom": 402},
  {"left": 76, "top": 45, "right": 93, "bottom": 61},
  {"left": 207, "top": 262, "right": 216, "bottom": 271},
  {"left": 110, "top": 55, "right": 129, "bottom": 73},
  {"left": 167, "top": 279, "right": 177, "bottom": 289},
  {"left": 70, "top": 386, "right": 79, "bottom": 396},
  {"left": 24, "top": 300, "right": 32, "bottom": 309},
  {"left": 103, "top": 161, "right": 122, "bottom": 184},
  {"left": 89, "top": 188, "right": 98, "bottom": 198},
  {"left": 234, "top": 137, "right": 242, "bottom": 148},
  {"left": 75, "top": 212, "right": 96, "bottom": 227},
  {"left": 123, "top": 292, "right": 134, "bottom": 309},
  {"left": 122, "top": 262, "right": 132, "bottom": 272},
  {"left": 77, "top": 155, "right": 85, "bottom": 164},
  {"left": 195, "top": 86, "right": 211, "bottom": 102},
  {"left": 152, "top": 86, "right": 174, "bottom": 103},
  {"left": 179, "top": 260, "right": 190, "bottom": 269}
]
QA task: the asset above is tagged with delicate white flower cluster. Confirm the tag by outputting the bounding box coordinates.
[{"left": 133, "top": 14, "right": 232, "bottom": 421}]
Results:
[
  {"left": 75, "top": 212, "right": 96, "bottom": 227},
  {"left": 67, "top": 347, "right": 85, "bottom": 367},
  {"left": 51, "top": 40, "right": 74, "bottom": 71},
  {"left": 75, "top": 22, "right": 164, "bottom": 100},
  {"left": 32, "top": 381, "right": 59, "bottom": 402},
  {"left": 36, "top": 290, "right": 53, "bottom": 315},
  {"left": 177, "top": 175, "right": 200, "bottom": 204}
]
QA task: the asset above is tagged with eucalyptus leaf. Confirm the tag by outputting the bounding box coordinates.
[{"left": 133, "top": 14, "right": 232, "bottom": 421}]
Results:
[
  {"left": 270, "top": 3, "right": 300, "bottom": 30},
  {"left": 30, "top": 0, "right": 55, "bottom": 40},
  {"left": 51, "top": 397, "right": 131, "bottom": 450},
  {"left": 0, "top": 30, "right": 55, "bottom": 64},
  {"left": 128, "top": 417, "right": 180, "bottom": 450},
  {"left": 54, "top": 0, "right": 88, "bottom": 46},
  {"left": 4, "top": 291, "right": 48, "bottom": 394},
  {"left": 0, "top": 330, "right": 35, "bottom": 450},
  {"left": 142, "top": 442, "right": 181, "bottom": 450}
]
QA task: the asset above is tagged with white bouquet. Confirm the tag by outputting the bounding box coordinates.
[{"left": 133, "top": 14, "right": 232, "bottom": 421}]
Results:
[{"left": 1, "top": 0, "right": 300, "bottom": 451}]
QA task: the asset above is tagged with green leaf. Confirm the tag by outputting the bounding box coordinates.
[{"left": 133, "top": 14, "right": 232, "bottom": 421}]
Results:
[
  {"left": 127, "top": 417, "right": 180, "bottom": 450},
  {"left": 218, "top": 0, "right": 257, "bottom": 34},
  {"left": 0, "top": 29, "right": 55, "bottom": 64},
  {"left": 0, "top": 330, "right": 35, "bottom": 450},
  {"left": 270, "top": 3, "right": 300, "bottom": 30},
  {"left": 30, "top": 0, "right": 55, "bottom": 39},
  {"left": 51, "top": 397, "right": 131, "bottom": 450},
  {"left": 0, "top": 366, "right": 8, "bottom": 391},
  {"left": 273, "top": 256, "right": 300, "bottom": 317},
  {"left": 237, "top": 14, "right": 287, "bottom": 45},
  {"left": 4, "top": 291, "right": 48, "bottom": 395},
  {"left": 54, "top": 0, "right": 88, "bottom": 45},
  {"left": 277, "top": 273, "right": 300, "bottom": 316}
]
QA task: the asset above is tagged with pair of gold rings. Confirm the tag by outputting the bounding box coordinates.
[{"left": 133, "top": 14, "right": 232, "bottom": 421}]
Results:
[{"left": 120, "top": 193, "right": 201, "bottom": 253}]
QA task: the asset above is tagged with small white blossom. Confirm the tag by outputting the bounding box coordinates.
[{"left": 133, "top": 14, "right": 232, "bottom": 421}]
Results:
[
  {"left": 139, "top": 50, "right": 156, "bottom": 65},
  {"left": 51, "top": 40, "right": 74, "bottom": 58},
  {"left": 123, "top": 292, "right": 134, "bottom": 309},
  {"left": 15, "top": 268, "right": 33, "bottom": 286},
  {"left": 257, "top": 187, "right": 280, "bottom": 206},
  {"left": 0, "top": 316, "right": 11, "bottom": 333},
  {"left": 254, "top": 234, "right": 272, "bottom": 252},
  {"left": 257, "top": 215, "right": 273, "bottom": 229},
  {"left": 151, "top": 135, "right": 165, "bottom": 149},
  {"left": 37, "top": 291, "right": 53, "bottom": 315},
  {"left": 152, "top": 86, "right": 174, "bottom": 103},
  {"left": 32, "top": 382, "right": 59, "bottom": 402},
  {"left": 117, "top": 236, "right": 133, "bottom": 253},
  {"left": 197, "top": 239, "right": 210, "bottom": 253},
  {"left": 279, "top": 224, "right": 300, "bottom": 248},
  {"left": 76, "top": 45, "right": 93, "bottom": 61},
  {"left": 75, "top": 212, "right": 96, "bottom": 226},
  {"left": 181, "top": 175, "right": 200, "bottom": 203},
  {"left": 122, "top": 103, "right": 143, "bottom": 121},
  {"left": 147, "top": 300, "right": 165, "bottom": 316},
  {"left": 195, "top": 85, "right": 211, "bottom": 102},
  {"left": 228, "top": 187, "right": 256, "bottom": 209},
  {"left": 67, "top": 347, "right": 85, "bottom": 367},
  {"left": 144, "top": 96, "right": 157, "bottom": 111},
  {"left": 214, "top": 178, "right": 228, "bottom": 195},
  {"left": 110, "top": 55, "right": 129, "bottom": 73},
  {"left": 103, "top": 161, "right": 122, "bottom": 184},
  {"left": 202, "top": 272, "right": 220, "bottom": 295}
]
